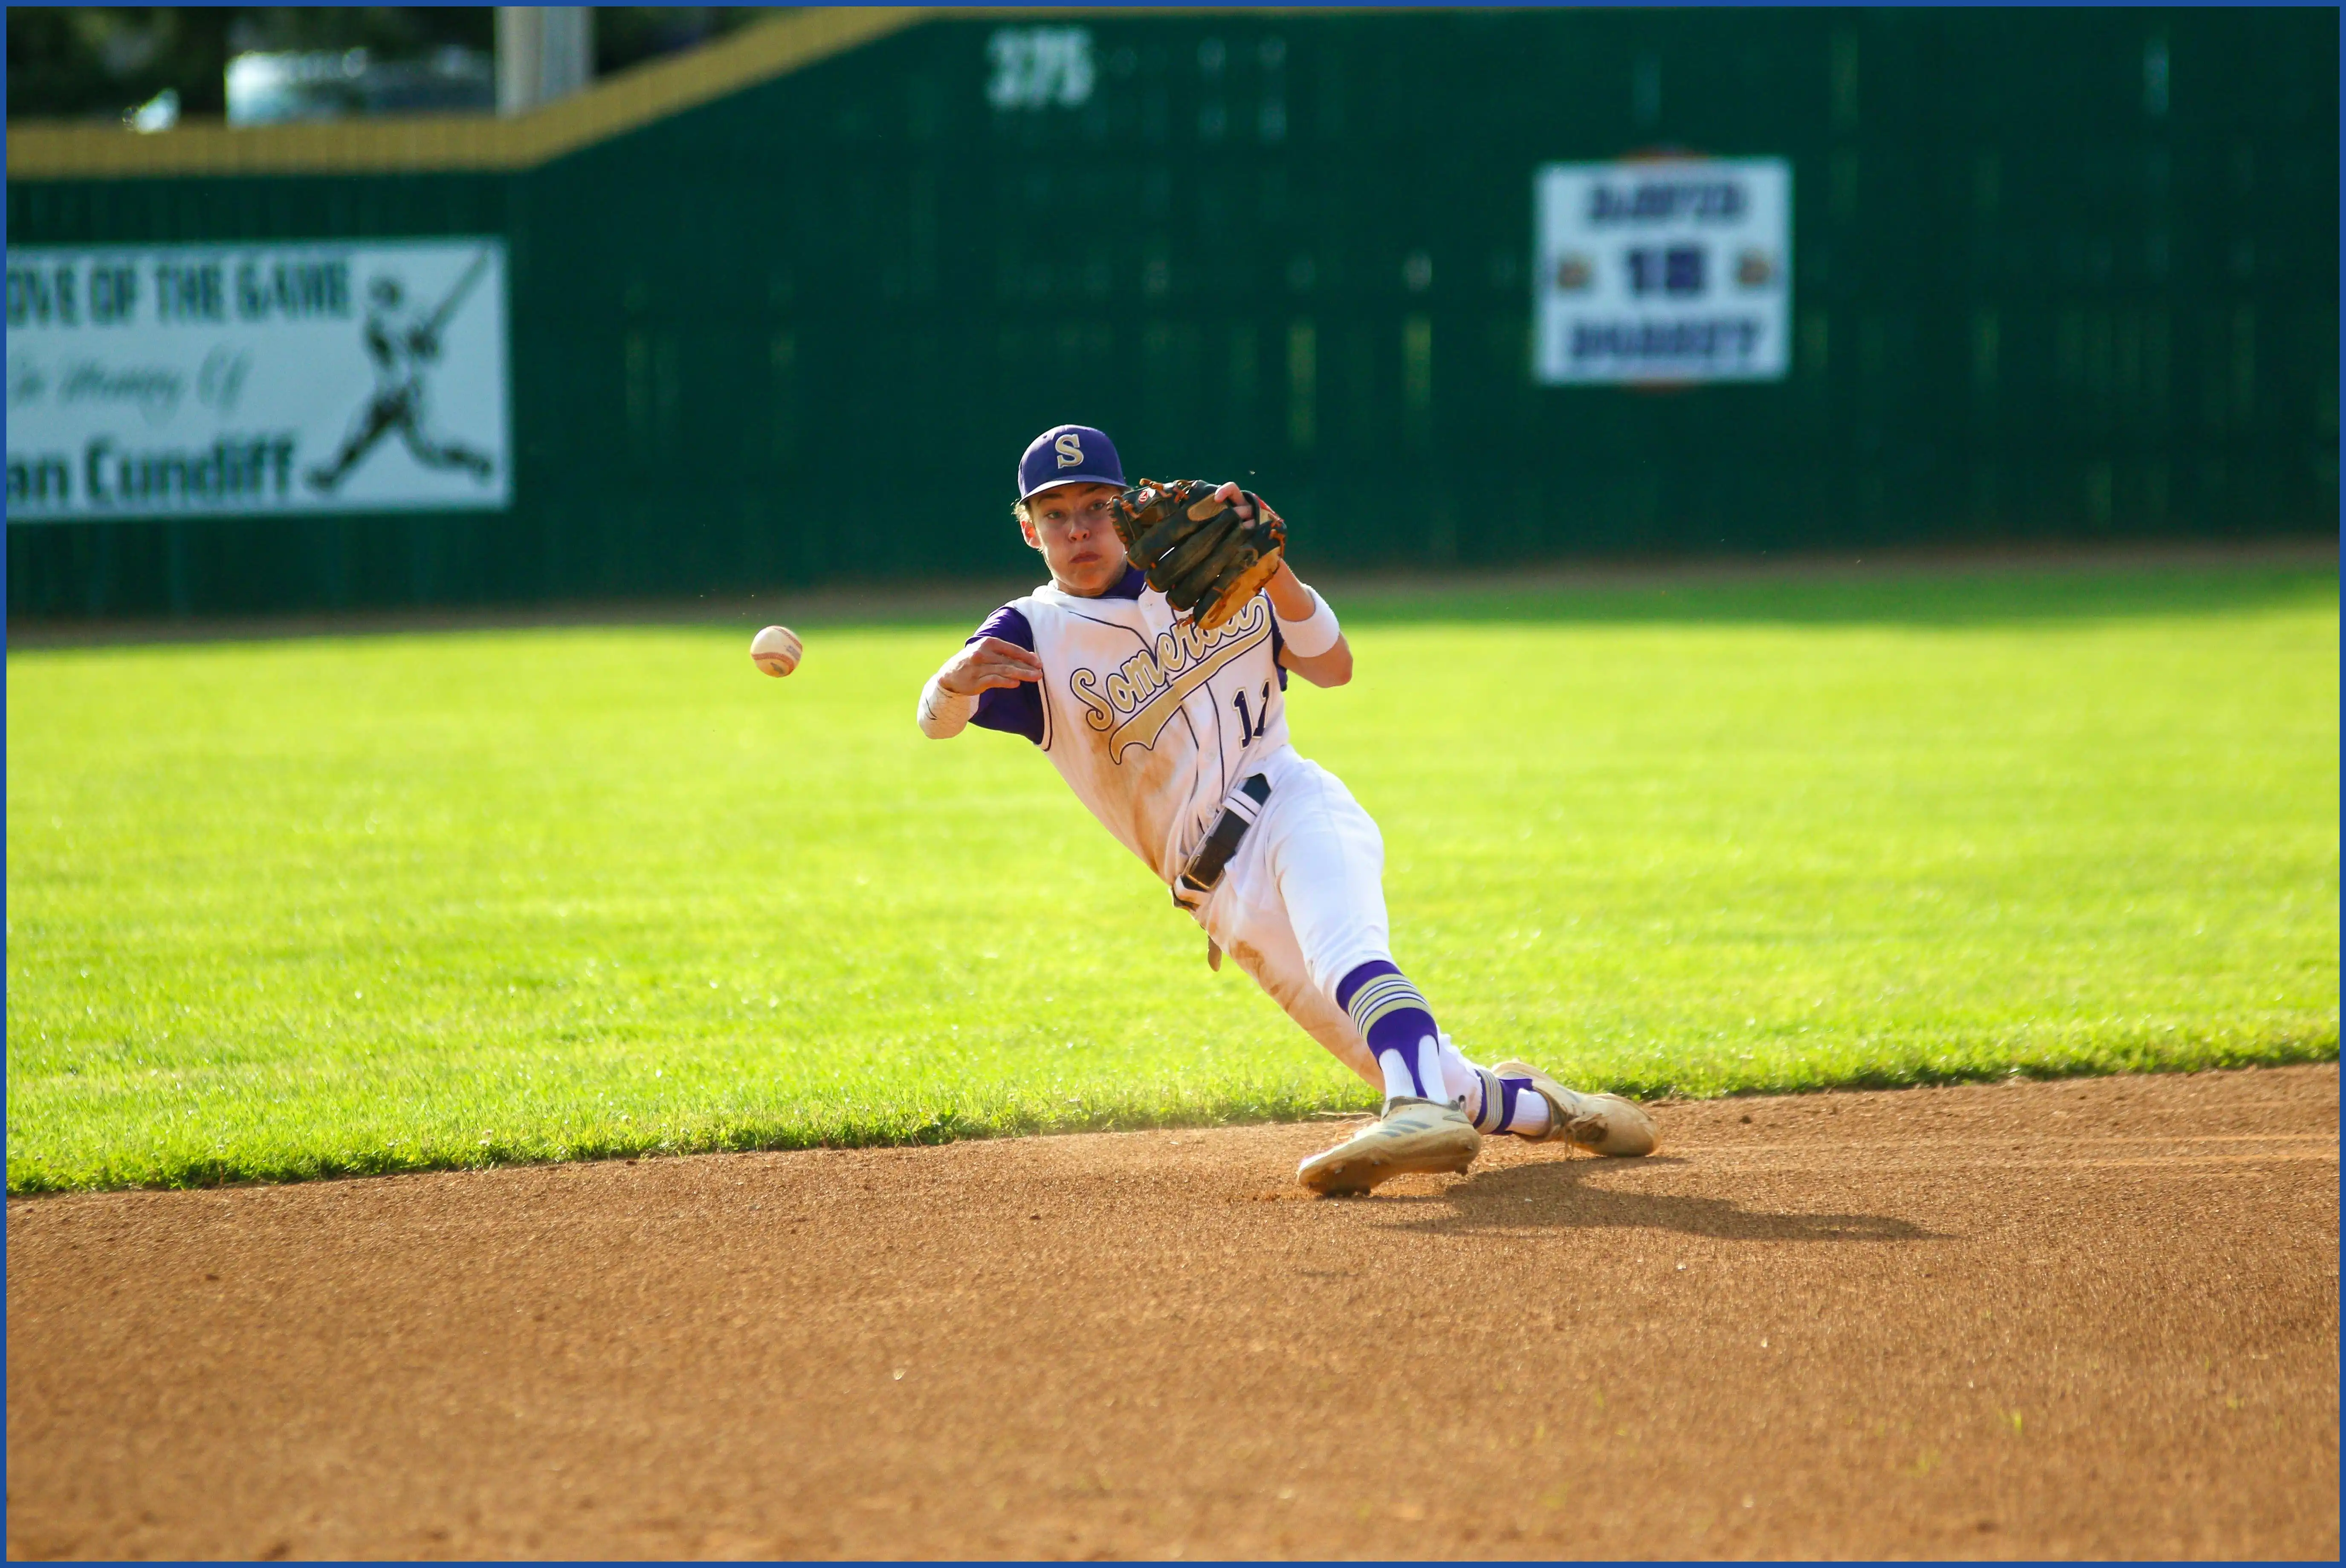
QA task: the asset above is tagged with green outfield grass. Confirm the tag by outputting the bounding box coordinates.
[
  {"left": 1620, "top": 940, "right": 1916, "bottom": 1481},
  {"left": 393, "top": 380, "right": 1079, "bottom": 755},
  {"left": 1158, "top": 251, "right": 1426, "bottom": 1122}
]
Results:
[{"left": 7, "top": 561, "right": 2337, "bottom": 1192}]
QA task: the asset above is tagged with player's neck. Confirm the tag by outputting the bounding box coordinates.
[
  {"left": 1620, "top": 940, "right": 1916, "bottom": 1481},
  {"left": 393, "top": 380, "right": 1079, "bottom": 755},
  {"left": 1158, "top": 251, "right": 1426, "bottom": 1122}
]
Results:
[{"left": 1051, "top": 564, "right": 1145, "bottom": 600}]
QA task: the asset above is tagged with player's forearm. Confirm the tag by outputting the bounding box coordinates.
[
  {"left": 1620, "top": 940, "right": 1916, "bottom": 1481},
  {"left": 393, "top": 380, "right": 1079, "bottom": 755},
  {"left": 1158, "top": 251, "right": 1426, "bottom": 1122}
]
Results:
[
  {"left": 1271, "top": 567, "right": 1351, "bottom": 686},
  {"left": 1281, "top": 637, "right": 1352, "bottom": 687},
  {"left": 1265, "top": 561, "right": 1317, "bottom": 620},
  {"left": 916, "top": 671, "right": 978, "bottom": 738}
]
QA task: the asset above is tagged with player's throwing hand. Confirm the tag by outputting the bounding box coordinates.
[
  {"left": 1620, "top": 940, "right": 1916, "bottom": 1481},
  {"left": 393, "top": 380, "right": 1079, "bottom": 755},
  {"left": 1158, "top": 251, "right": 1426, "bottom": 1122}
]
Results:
[{"left": 936, "top": 636, "right": 1043, "bottom": 695}]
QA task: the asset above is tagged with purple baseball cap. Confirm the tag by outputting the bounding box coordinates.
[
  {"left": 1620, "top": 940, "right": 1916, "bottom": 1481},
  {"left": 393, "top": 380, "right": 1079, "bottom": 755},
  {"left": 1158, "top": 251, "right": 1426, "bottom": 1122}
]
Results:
[{"left": 1018, "top": 424, "right": 1126, "bottom": 500}]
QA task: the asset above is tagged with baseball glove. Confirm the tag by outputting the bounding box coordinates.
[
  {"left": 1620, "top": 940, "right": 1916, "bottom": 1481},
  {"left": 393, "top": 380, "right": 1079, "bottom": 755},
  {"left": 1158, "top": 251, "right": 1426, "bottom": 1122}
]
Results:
[{"left": 1111, "top": 479, "right": 1286, "bottom": 631}]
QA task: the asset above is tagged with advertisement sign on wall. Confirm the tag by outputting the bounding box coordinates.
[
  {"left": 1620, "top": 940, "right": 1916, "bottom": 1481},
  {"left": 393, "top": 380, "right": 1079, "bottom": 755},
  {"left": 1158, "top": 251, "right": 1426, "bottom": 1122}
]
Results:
[
  {"left": 1534, "top": 157, "right": 1792, "bottom": 385},
  {"left": 6, "top": 238, "right": 510, "bottom": 520}
]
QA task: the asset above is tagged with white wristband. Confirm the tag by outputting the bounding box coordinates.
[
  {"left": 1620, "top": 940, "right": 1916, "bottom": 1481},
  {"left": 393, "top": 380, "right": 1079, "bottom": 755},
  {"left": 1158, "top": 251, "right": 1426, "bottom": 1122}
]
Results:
[
  {"left": 1274, "top": 587, "right": 1341, "bottom": 659},
  {"left": 917, "top": 675, "right": 978, "bottom": 738}
]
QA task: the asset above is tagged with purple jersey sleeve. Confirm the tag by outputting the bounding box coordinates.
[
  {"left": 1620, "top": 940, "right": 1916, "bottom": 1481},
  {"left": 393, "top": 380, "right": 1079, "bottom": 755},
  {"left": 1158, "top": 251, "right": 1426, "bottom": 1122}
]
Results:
[{"left": 966, "top": 605, "right": 1044, "bottom": 744}]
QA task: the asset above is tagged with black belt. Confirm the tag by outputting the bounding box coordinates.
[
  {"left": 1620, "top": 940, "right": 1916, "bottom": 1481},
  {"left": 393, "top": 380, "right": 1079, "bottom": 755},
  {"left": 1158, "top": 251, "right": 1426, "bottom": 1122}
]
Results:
[{"left": 1176, "top": 773, "right": 1272, "bottom": 900}]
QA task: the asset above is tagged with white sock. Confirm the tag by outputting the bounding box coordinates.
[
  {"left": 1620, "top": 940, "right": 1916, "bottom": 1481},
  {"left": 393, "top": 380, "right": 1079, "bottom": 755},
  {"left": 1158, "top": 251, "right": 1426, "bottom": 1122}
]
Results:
[
  {"left": 1436, "top": 1035, "right": 1484, "bottom": 1111},
  {"left": 1503, "top": 1081, "right": 1553, "bottom": 1137},
  {"left": 1437, "top": 1037, "right": 1557, "bottom": 1138},
  {"left": 1376, "top": 1033, "right": 1447, "bottom": 1106}
]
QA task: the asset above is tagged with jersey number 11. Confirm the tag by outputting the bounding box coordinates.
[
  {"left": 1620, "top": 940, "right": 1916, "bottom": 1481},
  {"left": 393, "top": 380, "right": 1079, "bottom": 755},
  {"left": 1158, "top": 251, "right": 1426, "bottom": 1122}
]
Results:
[{"left": 1232, "top": 682, "right": 1272, "bottom": 745}]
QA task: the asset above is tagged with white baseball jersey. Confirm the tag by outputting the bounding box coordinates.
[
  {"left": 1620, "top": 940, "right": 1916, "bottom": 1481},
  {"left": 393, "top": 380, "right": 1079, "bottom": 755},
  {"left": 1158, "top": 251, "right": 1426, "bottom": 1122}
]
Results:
[
  {"left": 996, "top": 576, "right": 1289, "bottom": 883},
  {"left": 945, "top": 567, "right": 1393, "bottom": 1091}
]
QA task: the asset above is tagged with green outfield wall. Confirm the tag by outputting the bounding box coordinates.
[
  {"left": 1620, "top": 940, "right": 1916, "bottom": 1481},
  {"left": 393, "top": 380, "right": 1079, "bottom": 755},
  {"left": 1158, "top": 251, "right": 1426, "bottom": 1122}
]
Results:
[{"left": 6, "top": 7, "right": 2337, "bottom": 619}]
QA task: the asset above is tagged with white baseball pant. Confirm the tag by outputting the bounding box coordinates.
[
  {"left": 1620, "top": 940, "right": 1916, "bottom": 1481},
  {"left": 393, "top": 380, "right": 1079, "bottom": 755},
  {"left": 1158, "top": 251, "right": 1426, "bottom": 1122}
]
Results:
[{"left": 1186, "top": 747, "right": 1392, "bottom": 1091}]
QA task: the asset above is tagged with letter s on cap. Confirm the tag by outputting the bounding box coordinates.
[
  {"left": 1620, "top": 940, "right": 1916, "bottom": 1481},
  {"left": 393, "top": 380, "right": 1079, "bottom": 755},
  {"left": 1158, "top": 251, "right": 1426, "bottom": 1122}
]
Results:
[{"left": 1054, "top": 431, "right": 1084, "bottom": 468}]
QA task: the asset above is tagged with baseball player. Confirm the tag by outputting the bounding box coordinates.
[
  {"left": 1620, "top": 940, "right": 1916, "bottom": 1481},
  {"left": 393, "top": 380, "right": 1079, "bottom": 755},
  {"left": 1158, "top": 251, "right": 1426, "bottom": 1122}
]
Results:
[{"left": 918, "top": 425, "right": 1657, "bottom": 1192}]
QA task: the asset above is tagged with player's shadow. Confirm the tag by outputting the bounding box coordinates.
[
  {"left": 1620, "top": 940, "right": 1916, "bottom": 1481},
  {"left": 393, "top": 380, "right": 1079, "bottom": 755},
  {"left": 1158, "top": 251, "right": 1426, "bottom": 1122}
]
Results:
[{"left": 1382, "top": 1156, "right": 1939, "bottom": 1243}]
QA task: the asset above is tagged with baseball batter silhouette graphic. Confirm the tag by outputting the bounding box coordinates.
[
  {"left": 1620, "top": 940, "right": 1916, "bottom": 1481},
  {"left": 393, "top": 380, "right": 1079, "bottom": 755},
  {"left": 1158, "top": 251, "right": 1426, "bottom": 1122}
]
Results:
[{"left": 305, "top": 252, "right": 495, "bottom": 493}]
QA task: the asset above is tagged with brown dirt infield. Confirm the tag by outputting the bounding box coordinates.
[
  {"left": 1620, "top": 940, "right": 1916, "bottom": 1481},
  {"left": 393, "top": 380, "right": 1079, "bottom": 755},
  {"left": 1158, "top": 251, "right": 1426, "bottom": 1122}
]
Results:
[{"left": 8, "top": 1064, "right": 2338, "bottom": 1561}]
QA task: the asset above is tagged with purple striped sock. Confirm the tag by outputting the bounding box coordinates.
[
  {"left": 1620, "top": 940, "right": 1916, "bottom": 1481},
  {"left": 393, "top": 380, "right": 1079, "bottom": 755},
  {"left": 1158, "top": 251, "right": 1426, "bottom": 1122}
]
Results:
[
  {"left": 1490, "top": 1074, "right": 1522, "bottom": 1131},
  {"left": 1336, "top": 960, "right": 1446, "bottom": 1106}
]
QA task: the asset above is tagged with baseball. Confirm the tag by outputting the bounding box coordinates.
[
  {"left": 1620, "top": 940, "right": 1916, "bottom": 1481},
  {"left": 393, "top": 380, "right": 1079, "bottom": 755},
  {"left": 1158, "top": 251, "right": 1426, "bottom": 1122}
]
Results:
[{"left": 750, "top": 624, "right": 803, "bottom": 678}]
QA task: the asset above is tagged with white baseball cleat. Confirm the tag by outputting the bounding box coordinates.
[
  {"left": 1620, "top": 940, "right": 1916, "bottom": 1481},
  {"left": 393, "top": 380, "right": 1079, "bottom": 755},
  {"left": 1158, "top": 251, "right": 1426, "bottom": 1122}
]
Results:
[
  {"left": 1495, "top": 1060, "right": 1660, "bottom": 1157},
  {"left": 1297, "top": 1095, "right": 1481, "bottom": 1195}
]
